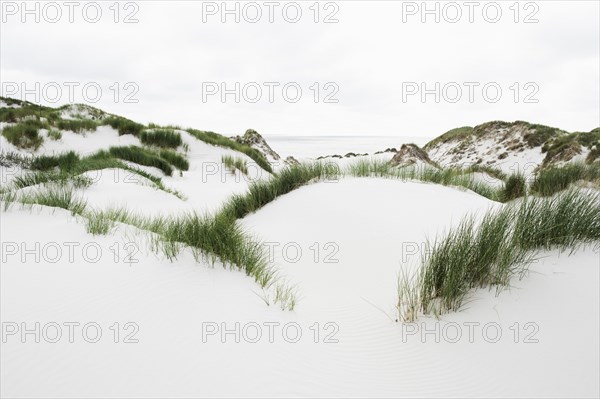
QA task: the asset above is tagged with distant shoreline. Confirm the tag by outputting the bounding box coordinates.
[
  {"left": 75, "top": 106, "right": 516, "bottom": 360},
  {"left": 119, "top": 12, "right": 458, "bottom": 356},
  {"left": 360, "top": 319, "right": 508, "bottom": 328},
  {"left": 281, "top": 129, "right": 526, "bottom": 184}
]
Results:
[{"left": 264, "top": 135, "right": 434, "bottom": 159}]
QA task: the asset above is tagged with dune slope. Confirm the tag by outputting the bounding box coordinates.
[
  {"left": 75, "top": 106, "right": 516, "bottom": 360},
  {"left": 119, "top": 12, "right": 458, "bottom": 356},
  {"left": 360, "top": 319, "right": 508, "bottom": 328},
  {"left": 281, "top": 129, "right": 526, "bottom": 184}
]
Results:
[{"left": 2, "top": 179, "right": 597, "bottom": 397}]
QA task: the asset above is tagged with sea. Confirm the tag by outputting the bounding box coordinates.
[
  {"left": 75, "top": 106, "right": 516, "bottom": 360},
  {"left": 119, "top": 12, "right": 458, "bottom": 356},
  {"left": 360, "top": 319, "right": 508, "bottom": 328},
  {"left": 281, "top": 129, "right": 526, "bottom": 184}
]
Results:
[{"left": 264, "top": 136, "right": 434, "bottom": 160}]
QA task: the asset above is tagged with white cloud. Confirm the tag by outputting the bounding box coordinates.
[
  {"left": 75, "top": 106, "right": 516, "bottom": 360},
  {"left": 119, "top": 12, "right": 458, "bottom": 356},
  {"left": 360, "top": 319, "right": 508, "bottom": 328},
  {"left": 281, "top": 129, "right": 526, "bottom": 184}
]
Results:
[{"left": 1, "top": 0, "right": 598, "bottom": 137}]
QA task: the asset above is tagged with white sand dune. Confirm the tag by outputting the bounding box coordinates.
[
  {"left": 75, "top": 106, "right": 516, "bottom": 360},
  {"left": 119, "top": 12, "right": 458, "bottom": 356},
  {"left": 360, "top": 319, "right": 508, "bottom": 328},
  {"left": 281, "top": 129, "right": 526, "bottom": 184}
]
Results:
[
  {"left": 2, "top": 178, "right": 598, "bottom": 397},
  {"left": 1, "top": 127, "right": 269, "bottom": 216}
]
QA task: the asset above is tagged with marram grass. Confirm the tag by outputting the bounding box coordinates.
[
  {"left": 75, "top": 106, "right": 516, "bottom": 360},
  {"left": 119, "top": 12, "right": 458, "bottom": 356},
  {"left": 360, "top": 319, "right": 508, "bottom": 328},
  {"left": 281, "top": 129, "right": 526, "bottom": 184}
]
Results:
[
  {"left": 221, "top": 162, "right": 340, "bottom": 220},
  {"left": 140, "top": 129, "right": 182, "bottom": 149},
  {"left": 398, "top": 189, "right": 600, "bottom": 321},
  {"left": 345, "top": 160, "right": 505, "bottom": 202},
  {"left": 531, "top": 162, "right": 600, "bottom": 196},
  {"left": 222, "top": 154, "right": 249, "bottom": 175},
  {"left": 7, "top": 150, "right": 183, "bottom": 199}
]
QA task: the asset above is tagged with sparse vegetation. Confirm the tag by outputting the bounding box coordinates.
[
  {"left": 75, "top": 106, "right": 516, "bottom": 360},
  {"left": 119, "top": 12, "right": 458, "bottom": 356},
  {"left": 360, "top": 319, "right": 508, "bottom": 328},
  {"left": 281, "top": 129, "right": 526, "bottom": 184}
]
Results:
[
  {"left": 396, "top": 268, "right": 420, "bottom": 323},
  {"left": 423, "top": 126, "right": 474, "bottom": 150},
  {"left": 58, "top": 103, "right": 106, "bottom": 120},
  {"left": 85, "top": 210, "right": 116, "bottom": 235},
  {"left": 273, "top": 283, "right": 298, "bottom": 311},
  {"left": 222, "top": 155, "right": 248, "bottom": 175},
  {"left": 47, "top": 129, "right": 62, "bottom": 140}
]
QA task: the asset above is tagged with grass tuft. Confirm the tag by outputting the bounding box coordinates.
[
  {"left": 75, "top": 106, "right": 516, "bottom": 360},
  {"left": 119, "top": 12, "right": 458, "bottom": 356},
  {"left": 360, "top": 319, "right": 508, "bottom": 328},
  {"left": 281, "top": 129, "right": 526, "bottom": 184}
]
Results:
[
  {"left": 0, "top": 151, "right": 31, "bottom": 168},
  {"left": 103, "top": 116, "right": 144, "bottom": 136},
  {"left": 140, "top": 129, "right": 182, "bottom": 148},
  {"left": 109, "top": 146, "right": 174, "bottom": 176},
  {"left": 12, "top": 171, "right": 92, "bottom": 190},
  {"left": 47, "top": 129, "right": 62, "bottom": 140},
  {"left": 531, "top": 162, "right": 600, "bottom": 196},
  {"left": 501, "top": 173, "right": 526, "bottom": 202},
  {"left": 31, "top": 151, "right": 80, "bottom": 172},
  {"left": 23, "top": 186, "right": 87, "bottom": 215},
  {"left": 1, "top": 120, "right": 44, "bottom": 149},
  {"left": 57, "top": 119, "right": 98, "bottom": 133},
  {"left": 222, "top": 155, "right": 248, "bottom": 175},
  {"left": 159, "top": 149, "right": 189, "bottom": 171},
  {"left": 85, "top": 210, "right": 116, "bottom": 235}
]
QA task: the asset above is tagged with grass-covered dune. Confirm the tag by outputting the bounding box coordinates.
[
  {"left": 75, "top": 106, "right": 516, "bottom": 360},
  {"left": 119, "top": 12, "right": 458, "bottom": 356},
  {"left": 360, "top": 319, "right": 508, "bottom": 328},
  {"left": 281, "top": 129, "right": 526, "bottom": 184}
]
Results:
[
  {"left": 0, "top": 96, "right": 272, "bottom": 173},
  {"left": 423, "top": 120, "right": 599, "bottom": 172}
]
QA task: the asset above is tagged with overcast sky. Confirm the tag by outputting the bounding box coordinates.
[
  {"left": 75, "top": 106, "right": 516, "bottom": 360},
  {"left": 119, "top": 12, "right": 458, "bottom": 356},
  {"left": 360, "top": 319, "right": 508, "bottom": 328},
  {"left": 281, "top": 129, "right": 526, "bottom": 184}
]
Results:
[{"left": 1, "top": 0, "right": 598, "bottom": 137}]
